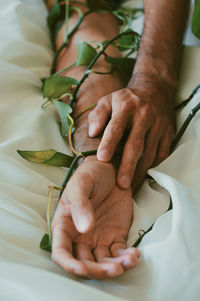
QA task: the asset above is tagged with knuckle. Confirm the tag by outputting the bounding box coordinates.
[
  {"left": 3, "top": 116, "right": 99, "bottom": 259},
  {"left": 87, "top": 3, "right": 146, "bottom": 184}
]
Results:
[
  {"left": 98, "top": 95, "right": 109, "bottom": 105},
  {"left": 120, "top": 100, "right": 134, "bottom": 114},
  {"left": 130, "top": 137, "right": 144, "bottom": 152},
  {"left": 140, "top": 106, "right": 153, "bottom": 120},
  {"left": 123, "top": 87, "right": 139, "bottom": 100},
  {"left": 98, "top": 101, "right": 108, "bottom": 112},
  {"left": 98, "top": 96, "right": 111, "bottom": 110}
]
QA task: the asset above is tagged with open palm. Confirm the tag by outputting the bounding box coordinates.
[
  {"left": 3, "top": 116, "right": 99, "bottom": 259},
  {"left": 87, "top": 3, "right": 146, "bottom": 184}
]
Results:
[{"left": 51, "top": 157, "right": 140, "bottom": 279}]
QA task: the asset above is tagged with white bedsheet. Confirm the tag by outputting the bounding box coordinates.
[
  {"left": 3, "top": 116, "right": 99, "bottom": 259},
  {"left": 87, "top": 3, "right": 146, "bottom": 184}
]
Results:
[{"left": 0, "top": 1, "right": 200, "bottom": 300}]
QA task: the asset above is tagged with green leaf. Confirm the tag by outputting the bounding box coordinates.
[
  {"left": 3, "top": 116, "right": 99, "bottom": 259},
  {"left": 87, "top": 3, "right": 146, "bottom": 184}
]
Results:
[
  {"left": 105, "top": 56, "right": 136, "bottom": 79},
  {"left": 40, "top": 234, "right": 52, "bottom": 252},
  {"left": 42, "top": 76, "right": 79, "bottom": 100},
  {"left": 53, "top": 99, "right": 75, "bottom": 136},
  {"left": 192, "top": 0, "right": 200, "bottom": 39},
  {"left": 17, "top": 149, "right": 73, "bottom": 167},
  {"left": 47, "top": 2, "right": 61, "bottom": 30},
  {"left": 116, "top": 29, "right": 138, "bottom": 51},
  {"left": 76, "top": 42, "right": 97, "bottom": 66}
]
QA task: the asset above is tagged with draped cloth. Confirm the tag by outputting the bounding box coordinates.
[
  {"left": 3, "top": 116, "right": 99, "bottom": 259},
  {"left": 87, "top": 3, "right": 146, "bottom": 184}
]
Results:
[{"left": 0, "top": 1, "right": 200, "bottom": 300}]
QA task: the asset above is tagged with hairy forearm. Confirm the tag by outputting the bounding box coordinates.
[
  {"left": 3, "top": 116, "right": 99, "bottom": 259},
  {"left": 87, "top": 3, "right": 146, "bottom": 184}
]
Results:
[
  {"left": 129, "top": 0, "right": 190, "bottom": 89},
  {"left": 49, "top": 0, "right": 189, "bottom": 169}
]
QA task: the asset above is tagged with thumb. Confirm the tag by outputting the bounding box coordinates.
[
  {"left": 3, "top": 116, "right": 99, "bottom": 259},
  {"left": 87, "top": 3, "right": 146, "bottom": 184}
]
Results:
[{"left": 66, "top": 174, "right": 95, "bottom": 233}]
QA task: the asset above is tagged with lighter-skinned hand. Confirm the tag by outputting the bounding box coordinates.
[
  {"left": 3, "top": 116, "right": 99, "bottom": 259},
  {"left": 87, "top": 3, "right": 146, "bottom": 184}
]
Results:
[{"left": 51, "top": 156, "right": 140, "bottom": 279}]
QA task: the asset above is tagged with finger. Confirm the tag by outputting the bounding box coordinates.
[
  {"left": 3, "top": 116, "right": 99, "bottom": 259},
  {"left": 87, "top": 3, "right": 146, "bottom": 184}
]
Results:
[
  {"left": 97, "top": 114, "right": 128, "bottom": 162},
  {"left": 65, "top": 175, "right": 95, "bottom": 233},
  {"left": 133, "top": 128, "right": 159, "bottom": 193},
  {"left": 80, "top": 260, "right": 124, "bottom": 279},
  {"left": 52, "top": 223, "right": 88, "bottom": 276},
  {"left": 93, "top": 245, "right": 111, "bottom": 262},
  {"left": 153, "top": 130, "right": 174, "bottom": 166},
  {"left": 117, "top": 120, "right": 150, "bottom": 189},
  {"left": 75, "top": 243, "right": 95, "bottom": 262},
  {"left": 94, "top": 243, "right": 139, "bottom": 270},
  {"left": 75, "top": 243, "right": 124, "bottom": 278},
  {"left": 52, "top": 223, "right": 123, "bottom": 279},
  {"left": 88, "top": 95, "right": 111, "bottom": 137},
  {"left": 110, "top": 242, "right": 140, "bottom": 269}
]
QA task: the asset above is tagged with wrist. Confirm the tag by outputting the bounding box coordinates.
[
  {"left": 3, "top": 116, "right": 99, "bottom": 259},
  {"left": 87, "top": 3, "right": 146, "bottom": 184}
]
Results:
[
  {"left": 128, "top": 70, "right": 177, "bottom": 101},
  {"left": 84, "top": 154, "right": 119, "bottom": 173},
  {"left": 131, "top": 59, "right": 178, "bottom": 89}
]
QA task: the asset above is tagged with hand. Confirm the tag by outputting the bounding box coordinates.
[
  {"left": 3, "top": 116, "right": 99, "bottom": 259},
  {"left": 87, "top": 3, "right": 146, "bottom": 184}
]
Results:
[
  {"left": 51, "top": 156, "right": 140, "bottom": 279},
  {"left": 88, "top": 78, "right": 175, "bottom": 192}
]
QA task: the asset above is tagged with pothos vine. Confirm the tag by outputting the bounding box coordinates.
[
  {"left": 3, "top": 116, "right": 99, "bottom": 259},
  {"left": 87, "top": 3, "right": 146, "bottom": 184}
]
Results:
[{"left": 17, "top": 0, "right": 200, "bottom": 252}]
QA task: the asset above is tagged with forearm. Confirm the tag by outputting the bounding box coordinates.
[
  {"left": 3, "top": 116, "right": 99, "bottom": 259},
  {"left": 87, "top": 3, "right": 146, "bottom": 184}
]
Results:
[
  {"left": 53, "top": 5, "right": 124, "bottom": 152},
  {"left": 129, "top": 0, "right": 190, "bottom": 91}
]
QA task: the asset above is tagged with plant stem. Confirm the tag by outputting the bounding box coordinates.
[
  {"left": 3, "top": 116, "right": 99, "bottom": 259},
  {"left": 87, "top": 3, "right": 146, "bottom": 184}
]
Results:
[
  {"left": 53, "top": 62, "right": 76, "bottom": 76},
  {"left": 125, "top": 48, "right": 135, "bottom": 57},
  {"left": 51, "top": 42, "right": 67, "bottom": 74},
  {"left": 133, "top": 99, "right": 200, "bottom": 247},
  {"left": 175, "top": 83, "right": 200, "bottom": 110},
  {"left": 47, "top": 185, "right": 63, "bottom": 246},
  {"left": 70, "top": 5, "right": 83, "bottom": 17},
  {"left": 132, "top": 197, "right": 172, "bottom": 248},
  {"left": 64, "top": 0, "right": 69, "bottom": 44},
  {"left": 60, "top": 150, "right": 97, "bottom": 194},
  {"left": 51, "top": 9, "right": 93, "bottom": 74},
  {"left": 171, "top": 101, "right": 200, "bottom": 150},
  {"left": 75, "top": 103, "right": 97, "bottom": 120},
  {"left": 61, "top": 155, "right": 82, "bottom": 189},
  {"left": 132, "top": 224, "right": 153, "bottom": 248},
  {"left": 41, "top": 99, "right": 52, "bottom": 109},
  {"left": 86, "top": 63, "right": 113, "bottom": 75},
  {"left": 68, "top": 9, "right": 92, "bottom": 38},
  {"left": 82, "top": 149, "right": 97, "bottom": 156},
  {"left": 68, "top": 115, "right": 83, "bottom": 156},
  {"left": 71, "top": 30, "right": 139, "bottom": 102}
]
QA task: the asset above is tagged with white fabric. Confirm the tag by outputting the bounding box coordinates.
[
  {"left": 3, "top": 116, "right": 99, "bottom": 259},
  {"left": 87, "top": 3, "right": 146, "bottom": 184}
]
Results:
[{"left": 0, "top": 0, "right": 200, "bottom": 300}]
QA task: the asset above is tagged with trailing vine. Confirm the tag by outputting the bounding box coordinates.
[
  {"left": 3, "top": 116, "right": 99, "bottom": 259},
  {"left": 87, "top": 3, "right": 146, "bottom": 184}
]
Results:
[{"left": 17, "top": 0, "right": 200, "bottom": 252}]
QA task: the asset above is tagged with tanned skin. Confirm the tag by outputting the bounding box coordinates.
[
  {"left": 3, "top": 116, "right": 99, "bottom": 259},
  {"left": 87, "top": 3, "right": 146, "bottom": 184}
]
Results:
[{"left": 45, "top": 0, "right": 189, "bottom": 279}]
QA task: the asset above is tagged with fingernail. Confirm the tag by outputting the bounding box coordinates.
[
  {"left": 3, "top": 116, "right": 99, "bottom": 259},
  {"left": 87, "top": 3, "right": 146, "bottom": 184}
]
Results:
[
  {"left": 77, "top": 214, "right": 93, "bottom": 233},
  {"left": 89, "top": 123, "right": 96, "bottom": 137},
  {"left": 119, "top": 175, "right": 131, "bottom": 189},
  {"left": 97, "top": 149, "right": 110, "bottom": 161}
]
